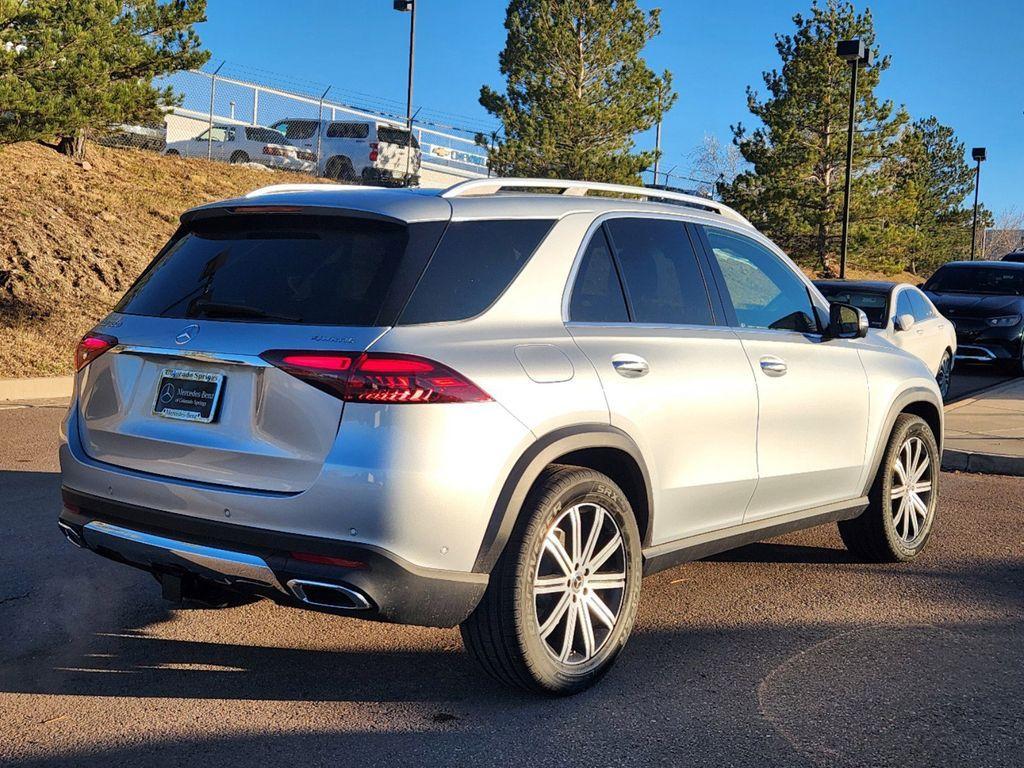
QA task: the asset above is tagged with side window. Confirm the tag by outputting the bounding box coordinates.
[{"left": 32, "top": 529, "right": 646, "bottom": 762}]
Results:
[
  {"left": 705, "top": 228, "right": 817, "bottom": 333},
  {"left": 195, "top": 127, "right": 227, "bottom": 142},
  {"left": 604, "top": 218, "right": 714, "bottom": 326},
  {"left": 327, "top": 122, "right": 370, "bottom": 139},
  {"left": 569, "top": 229, "right": 629, "bottom": 323},
  {"left": 895, "top": 290, "right": 914, "bottom": 320},
  {"left": 908, "top": 290, "right": 933, "bottom": 321}
]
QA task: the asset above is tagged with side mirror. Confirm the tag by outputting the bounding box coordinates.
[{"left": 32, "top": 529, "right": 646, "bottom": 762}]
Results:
[
  {"left": 828, "top": 302, "right": 869, "bottom": 339},
  {"left": 895, "top": 313, "right": 915, "bottom": 332}
]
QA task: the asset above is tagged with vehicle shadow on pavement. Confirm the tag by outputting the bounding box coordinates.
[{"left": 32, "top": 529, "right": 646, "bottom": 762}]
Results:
[{"left": 704, "top": 541, "right": 859, "bottom": 564}]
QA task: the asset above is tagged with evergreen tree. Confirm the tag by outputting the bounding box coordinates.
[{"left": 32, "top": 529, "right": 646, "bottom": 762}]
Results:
[
  {"left": 0, "top": 0, "right": 208, "bottom": 159},
  {"left": 721, "top": 0, "right": 907, "bottom": 275},
  {"left": 480, "top": 0, "right": 674, "bottom": 184}
]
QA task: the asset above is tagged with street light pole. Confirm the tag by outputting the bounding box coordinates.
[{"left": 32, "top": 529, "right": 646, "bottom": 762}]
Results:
[
  {"left": 394, "top": 0, "right": 416, "bottom": 185},
  {"left": 836, "top": 40, "right": 872, "bottom": 279},
  {"left": 970, "top": 147, "right": 987, "bottom": 260}
]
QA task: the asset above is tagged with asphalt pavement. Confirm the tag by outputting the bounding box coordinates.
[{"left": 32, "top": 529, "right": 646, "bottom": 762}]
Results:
[{"left": 0, "top": 400, "right": 1021, "bottom": 767}]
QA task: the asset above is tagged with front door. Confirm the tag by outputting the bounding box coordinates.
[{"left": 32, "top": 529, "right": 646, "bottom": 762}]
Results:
[
  {"left": 698, "top": 225, "right": 869, "bottom": 520},
  {"left": 566, "top": 217, "right": 759, "bottom": 544}
]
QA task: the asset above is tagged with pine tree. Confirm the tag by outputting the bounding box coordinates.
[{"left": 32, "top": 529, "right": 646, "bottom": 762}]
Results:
[
  {"left": 480, "top": 0, "right": 675, "bottom": 184},
  {"left": 890, "top": 117, "right": 977, "bottom": 274},
  {"left": 0, "top": 0, "right": 209, "bottom": 159},
  {"left": 721, "top": 0, "right": 907, "bottom": 275}
]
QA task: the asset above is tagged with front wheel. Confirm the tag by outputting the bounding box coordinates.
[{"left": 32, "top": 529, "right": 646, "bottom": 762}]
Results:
[
  {"left": 460, "top": 465, "right": 642, "bottom": 695},
  {"left": 838, "top": 414, "right": 939, "bottom": 562},
  {"left": 935, "top": 351, "right": 952, "bottom": 400}
]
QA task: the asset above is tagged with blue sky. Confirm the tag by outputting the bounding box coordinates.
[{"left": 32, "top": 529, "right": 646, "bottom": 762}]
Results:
[{"left": 197, "top": 0, "right": 1022, "bottom": 216}]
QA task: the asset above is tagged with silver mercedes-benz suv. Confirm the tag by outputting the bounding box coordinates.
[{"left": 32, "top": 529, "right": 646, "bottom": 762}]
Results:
[{"left": 59, "top": 178, "right": 943, "bottom": 695}]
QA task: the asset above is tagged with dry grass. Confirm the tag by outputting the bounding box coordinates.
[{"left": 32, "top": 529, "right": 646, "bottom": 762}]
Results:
[{"left": 0, "top": 141, "right": 325, "bottom": 377}]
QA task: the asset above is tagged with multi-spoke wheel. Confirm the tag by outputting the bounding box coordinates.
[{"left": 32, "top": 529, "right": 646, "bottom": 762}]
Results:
[
  {"left": 935, "top": 351, "right": 952, "bottom": 400},
  {"left": 460, "top": 465, "right": 642, "bottom": 695},
  {"left": 839, "top": 414, "right": 939, "bottom": 562}
]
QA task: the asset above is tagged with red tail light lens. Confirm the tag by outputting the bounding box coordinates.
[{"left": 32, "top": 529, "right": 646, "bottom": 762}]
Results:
[
  {"left": 262, "top": 145, "right": 287, "bottom": 156},
  {"left": 74, "top": 332, "right": 117, "bottom": 371},
  {"left": 261, "top": 351, "right": 490, "bottom": 403},
  {"left": 290, "top": 551, "right": 367, "bottom": 569},
  {"left": 368, "top": 142, "right": 379, "bottom": 162}
]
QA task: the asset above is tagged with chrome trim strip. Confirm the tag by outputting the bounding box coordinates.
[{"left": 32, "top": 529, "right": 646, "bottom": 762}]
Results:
[
  {"left": 111, "top": 345, "right": 271, "bottom": 368},
  {"left": 955, "top": 346, "right": 997, "bottom": 361},
  {"left": 287, "top": 579, "right": 372, "bottom": 610},
  {"left": 82, "top": 521, "right": 287, "bottom": 593}
]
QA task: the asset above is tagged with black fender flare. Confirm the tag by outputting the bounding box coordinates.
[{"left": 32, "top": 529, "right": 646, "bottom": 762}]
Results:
[{"left": 471, "top": 424, "right": 652, "bottom": 573}]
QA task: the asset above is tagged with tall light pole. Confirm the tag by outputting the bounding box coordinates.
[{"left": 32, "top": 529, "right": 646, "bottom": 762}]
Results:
[
  {"left": 394, "top": 0, "right": 416, "bottom": 185},
  {"left": 836, "top": 39, "right": 873, "bottom": 279},
  {"left": 970, "top": 147, "right": 987, "bottom": 260}
]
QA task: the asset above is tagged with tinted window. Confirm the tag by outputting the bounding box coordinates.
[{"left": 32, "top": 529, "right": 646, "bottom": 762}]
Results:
[
  {"left": 815, "top": 285, "right": 889, "bottom": 328},
  {"left": 117, "top": 215, "right": 417, "bottom": 326},
  {"left": 569, "top": 229, "right": 629, "bottom": 323},
  {"left": 399, "top": 220, "right": 554, "bottom": 324},
  {"left": 604, "top": 219, "right": 714, "bottom": 325},
  {"left": 1002, "top": 253, "right": 1024, "bottom": 263},
  {"left": 271, "top": 120, "right": 318, "bottom": 140},
  {"left": 246, "top": 127, "right": 286, "bottom": 143},
  {"left": 908, "top": 290, "right": 934, "bottom": 321},
  {"left": 377, "top": 126, "right": 420, "bottom": 148},
  {"left": 706, "top": 228, "right": 817, "bottom": 333},
  {"left": 895, "top": 290, "right": 914, "bottom": 320},
  {"left": 327, "top": 122, "right": 370, "bottom": 139},
  {"left": 924, "top": 265, "right": 1024, "bottom": 296}
]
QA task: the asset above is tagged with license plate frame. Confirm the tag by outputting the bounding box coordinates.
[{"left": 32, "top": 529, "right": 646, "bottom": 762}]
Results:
[{"left": 153, "top": 368, "right": 225, "bottom": 423}]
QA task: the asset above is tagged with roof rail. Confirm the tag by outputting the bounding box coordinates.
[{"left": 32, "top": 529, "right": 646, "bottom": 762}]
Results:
[
  {"left": 243, "top": 183, "right": 371, "bottom": 198},
  {"left": 441, "top": 177, "right": 751, "bottom": 226}
]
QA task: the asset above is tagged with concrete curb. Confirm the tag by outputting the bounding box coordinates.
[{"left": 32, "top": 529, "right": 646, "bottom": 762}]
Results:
[
  {"left": 0, "top": 375, "right": 73, "bottom": 402},
  {"left": 941, "top": 449, "right": 1024, "bottom": 477}
]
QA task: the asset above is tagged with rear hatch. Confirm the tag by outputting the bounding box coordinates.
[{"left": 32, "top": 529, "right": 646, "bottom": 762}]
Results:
[
  {"left": 375, "top": 126, "right": 421, "bottom": 174},
  {"left": 77, "top": 209, "right": 447, "bottom": 492}
]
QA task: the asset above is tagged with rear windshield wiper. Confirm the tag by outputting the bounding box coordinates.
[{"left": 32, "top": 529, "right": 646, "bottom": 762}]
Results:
[{"left": 188, "top": 299, "right": 302, "bottom": 323}]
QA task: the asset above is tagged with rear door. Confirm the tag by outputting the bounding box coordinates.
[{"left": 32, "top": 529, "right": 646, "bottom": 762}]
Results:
[
  {"left": 907, "top": 289, "right": 946, "bottom": 373},
  {"left": 566, "top": 217, "right": 759, "bottom": 544},
  {"left": 77, "top": 212, "right": 446, "bottom": 492},
  {"left": 892, "top": 288, "right": 934, "bottom": 368},
  {"left": 697, "top": 225, "right": 869, "bottom": 520}
]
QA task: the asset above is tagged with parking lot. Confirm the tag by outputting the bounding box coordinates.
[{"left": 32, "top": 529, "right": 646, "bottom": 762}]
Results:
[{"left": 0, "top": 374, "right": 1021, "bottom": 768}]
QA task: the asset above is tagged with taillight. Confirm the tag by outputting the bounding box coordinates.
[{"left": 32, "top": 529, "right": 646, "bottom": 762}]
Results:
[
  {"left": 260, "top": 351, "right": 490, "bottom": 404},
  {"left": 290, "top": 551, "right": 367, "bottom": 569},
  {"left": 74, "top": 332, "right": 117, "bottom": 371},
  {"left": 263, "top": 145, "right": 287, "bottom": 156},
  {"left": 368, "top": 142, "right": 379, "bottom": 162}
]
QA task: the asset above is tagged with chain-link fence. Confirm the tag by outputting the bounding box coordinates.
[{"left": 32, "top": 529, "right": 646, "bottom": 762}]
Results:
[{"left": 96, "top": 61, "right": 492, "bottom": 188}]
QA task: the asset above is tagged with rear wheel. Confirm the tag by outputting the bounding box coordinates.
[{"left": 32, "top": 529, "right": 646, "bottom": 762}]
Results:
[
  {"left": 936, "top": 351, "right": 952, "bottom": 400},
  {"left": 229, "top": 151, "right": 249, "bottom": 164},
  {"left": 165, "top": 149, "right": 180, "bottom": 156},
  {"left": 325, "top": 156, "right": 356, "bottom": 181},
  {"left": 838, "top": 414, "right": 939, "bottom": 562},
  {"left": 460, "top": 465, "right": 642, "bottom": 695}
]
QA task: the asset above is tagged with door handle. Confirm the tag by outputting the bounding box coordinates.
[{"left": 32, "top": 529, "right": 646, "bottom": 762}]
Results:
[
  {"left": 759, "top": 356, "right": 788, "bottom": 377},
  {"left": 612, "top": 355, "right": 649, "bottom": 378}
]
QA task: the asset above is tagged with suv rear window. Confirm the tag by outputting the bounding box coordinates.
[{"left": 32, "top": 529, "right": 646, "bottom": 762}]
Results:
[
  {"left": 399, "top": 219, "right": 554, "bottom": 324},
  {"left": 377, "top": 126, "right": 420, "bottom": 148},
  {"left": 327, "top": 122, "right": 370, "bottom": 138},
  {"left": 116, "top": 215, "right": 438, "bottom": 326}
]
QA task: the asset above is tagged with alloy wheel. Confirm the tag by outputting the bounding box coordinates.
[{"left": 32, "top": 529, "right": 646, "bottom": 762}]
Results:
[
  {"left": 532, "top": 502, "right": 626, "bottom": 666},
  {"left": 890, "top": 435, "right": 932, "bottom": 547},
  {"left": 936, "top": 354, "right": 952, "bottom": 399}
]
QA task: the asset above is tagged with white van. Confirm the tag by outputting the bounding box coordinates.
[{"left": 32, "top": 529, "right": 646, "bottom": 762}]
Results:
[{"left": 270, "top": 118, "right": 421, "bottom": 185}]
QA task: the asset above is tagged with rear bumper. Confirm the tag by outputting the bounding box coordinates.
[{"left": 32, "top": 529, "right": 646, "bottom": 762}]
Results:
[{"left": 59, "top": 488, "right": 488, "bottom": 628}]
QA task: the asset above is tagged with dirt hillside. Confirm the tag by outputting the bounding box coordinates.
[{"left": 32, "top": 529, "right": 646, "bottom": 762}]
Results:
[{"left": 0, "top": 141, "right": 326, "bottom": 377}]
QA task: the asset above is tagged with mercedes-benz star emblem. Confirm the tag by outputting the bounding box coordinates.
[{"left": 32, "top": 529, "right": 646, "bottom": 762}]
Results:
[
  {"left": 159, "top": 383, "right": 176, "bottom": 404},
  {"left": 175, "top": 323, "right": 200, "bottom": 345}
]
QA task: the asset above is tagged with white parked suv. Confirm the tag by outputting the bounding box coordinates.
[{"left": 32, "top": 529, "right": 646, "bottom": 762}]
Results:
[
  {"left": 815, "top": 281, "right": 957, "bottom": 399},
  {"left": 59, "top": 179, "right": 943, "bottom": 695},
  {"left": 164, "top": 124, "right": 316, "bottom": 172},
  {"left": 269, "top": 117, "right": 421, "bottom": 185}
]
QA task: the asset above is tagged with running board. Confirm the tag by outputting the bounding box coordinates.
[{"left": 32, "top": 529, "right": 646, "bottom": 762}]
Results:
[{"left": 641, "top": 497, "right": 868, "bottom": 576}]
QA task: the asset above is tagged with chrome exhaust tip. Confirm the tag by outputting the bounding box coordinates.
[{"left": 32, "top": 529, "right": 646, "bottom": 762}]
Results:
[
  {"left": 58, "top": 521, "right": 85, "bottom": 549},
  {"left": 287, "top": 579, "right": 372, "bottom": 610}
]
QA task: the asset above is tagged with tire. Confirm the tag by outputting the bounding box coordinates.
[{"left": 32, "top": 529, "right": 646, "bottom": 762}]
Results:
[
  {"left": 229, "top": 151, "right": 249, "bottom": 164},
  {"left": 460, "top": 465, "right": 642, "bottom": 695},
  {"left": 838, "top": 414, "right": 939, "bottom": 562},
  {"left": 324, "top": 156, "right": 355, "bottom": 181},
  {"left": 935, "top": 351, "right": 953, "bottom": 400},
  {"left": 165, "top": 149, "right": 180, "bottom": 156}
]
